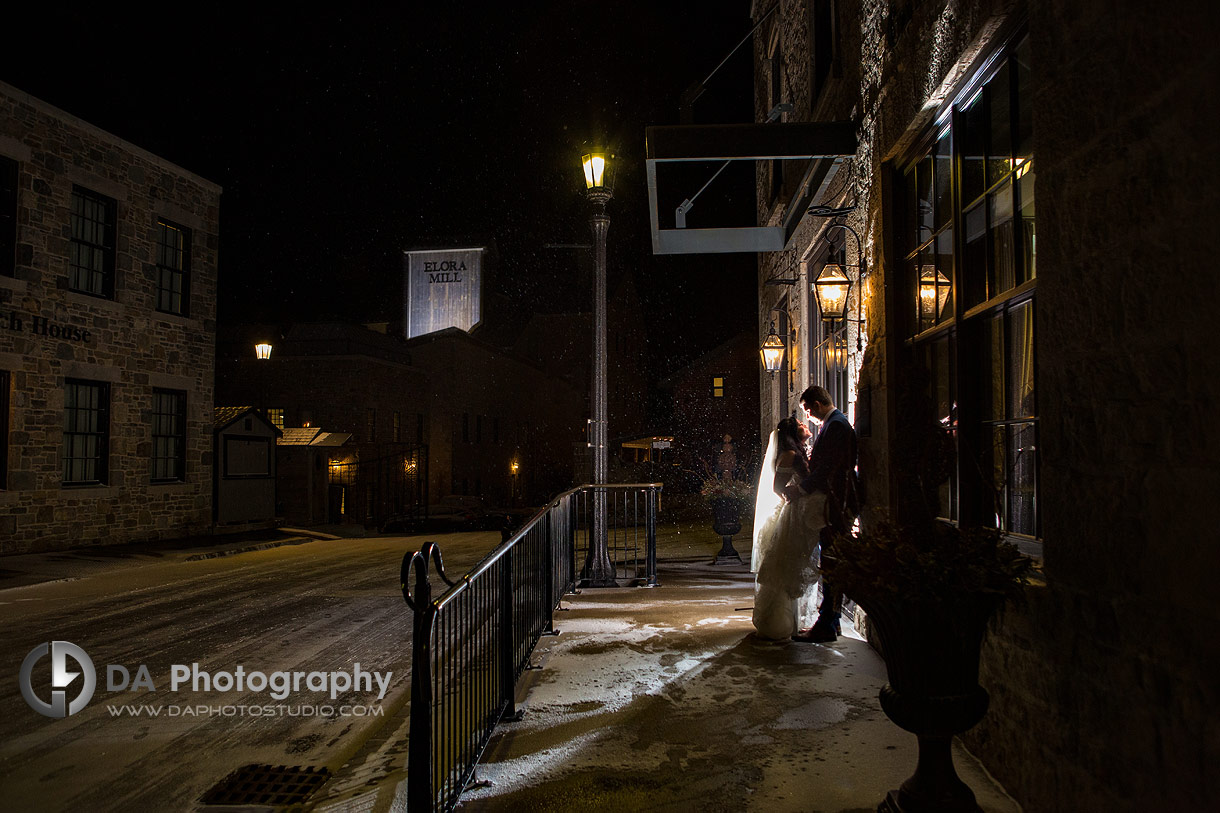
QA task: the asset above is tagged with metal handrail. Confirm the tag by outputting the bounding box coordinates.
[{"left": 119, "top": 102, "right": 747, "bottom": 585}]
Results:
[{"left": 402, "top": 483, "right": 662, "bottom": 812}]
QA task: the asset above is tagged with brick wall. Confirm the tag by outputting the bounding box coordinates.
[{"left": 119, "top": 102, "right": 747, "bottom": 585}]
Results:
[{"left": 0, "top": 83, "right": 220, "bottom": 553}]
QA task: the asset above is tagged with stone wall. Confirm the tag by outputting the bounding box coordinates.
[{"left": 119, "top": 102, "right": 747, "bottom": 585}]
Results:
[
  {"left": 0, "top": 82, "right": 220, "bottom": 553},
  {"left": 966, "top": 1, "right": 1220, "bottom": 809},
  {"left": 755, "top": 0, "right": 1219, "bottom": 808}
]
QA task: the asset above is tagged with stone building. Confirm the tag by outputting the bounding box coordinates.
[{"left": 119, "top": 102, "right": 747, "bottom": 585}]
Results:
[
  {"left": 0, "top": 82, "right": 221, "bottom": 553},
  {"left": 215, "top": 321, "right": 584, "bottom": 525},
  {"left": 734, "top": 1, "right": 1216, "bottom": 808},
  {"left": 656, "top": 331, "right": 762, "bottom": 486},
  {"left": 644, "top": 1, "right": 1216, "bottom": 807}
]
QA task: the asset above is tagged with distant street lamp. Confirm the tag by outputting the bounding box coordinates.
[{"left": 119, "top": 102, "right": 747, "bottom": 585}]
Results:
[
  {"left": 581, "top": 149, "right": 616, "bottom": 587},
  {"left": 254, "top": 342, "right": 273, "bottom": 360}
]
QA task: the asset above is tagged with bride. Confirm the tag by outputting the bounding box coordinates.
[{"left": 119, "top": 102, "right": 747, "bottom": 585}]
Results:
[{"left": 751, "top": 417, "right": 826, "bottom": 639}]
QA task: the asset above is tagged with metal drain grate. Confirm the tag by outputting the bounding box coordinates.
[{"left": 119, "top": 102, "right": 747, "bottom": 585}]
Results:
[{"left": 201, "top": 763, "right": 331, "bottom": 806}]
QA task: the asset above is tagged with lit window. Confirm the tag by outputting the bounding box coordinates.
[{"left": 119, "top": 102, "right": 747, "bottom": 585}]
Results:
[
  {"left": 712, "top": 376, "right": 725, "bottom": 398},
  {"left": 266, "top": 408, "right": 284, "bottom": 430},
  {"left": 898, "top": 33, "right": 1037, "bottom": 538}
]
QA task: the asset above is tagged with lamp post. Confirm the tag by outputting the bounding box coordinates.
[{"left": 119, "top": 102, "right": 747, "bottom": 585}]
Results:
[{"left": 582, "top": 150, "right": 616, "bottom": 587}]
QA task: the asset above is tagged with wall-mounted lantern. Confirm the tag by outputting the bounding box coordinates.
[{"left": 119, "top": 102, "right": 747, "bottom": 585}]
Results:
[
  {"left": 812, "top": 264, "right": 852, "bottom": 321},
  {"left": 760, "top": 321, "right": 786, "bottom": 374},
  {"left": 919, "top": 265, "right": 952, "bottom": 322}
]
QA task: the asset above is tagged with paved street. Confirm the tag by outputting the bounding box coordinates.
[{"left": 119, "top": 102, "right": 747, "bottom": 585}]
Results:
[{"left": 0, "top": 532, "right": 499, "bottom": 811}]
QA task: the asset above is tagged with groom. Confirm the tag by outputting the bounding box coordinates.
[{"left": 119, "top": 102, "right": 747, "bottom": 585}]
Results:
[{"left": 784, "top": 385, "right": 859, "bottom": 643}]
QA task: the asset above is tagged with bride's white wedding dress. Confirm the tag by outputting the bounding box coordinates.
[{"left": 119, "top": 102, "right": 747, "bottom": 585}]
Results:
[{"left": 751, "top": 432, "right": 826, "bottom": 640}]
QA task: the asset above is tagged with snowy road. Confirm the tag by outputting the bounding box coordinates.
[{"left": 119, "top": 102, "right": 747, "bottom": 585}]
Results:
[{"left": 0, "top": 532, "right": 499, "bottom": 811}]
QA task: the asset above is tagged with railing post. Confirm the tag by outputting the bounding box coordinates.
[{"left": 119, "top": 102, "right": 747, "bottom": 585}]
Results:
[
  {"left": 568, "top": 495, "right": 579, "bottom": 591},
  {"left": 402, "top": 551, "right": 435, "bottom": 813},
  {"left": 646, "top": 486, "right": 660, "bottom": 587},
  {"left": 499, "top": 547, "right": 523, "bottom": 722},
  {"left": 544, "top": 509, "right": 556, "bottom": 632}
]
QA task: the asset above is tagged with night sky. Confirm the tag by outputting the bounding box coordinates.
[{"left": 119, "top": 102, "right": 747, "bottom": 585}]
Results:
[{"left": 3, "top": 4, "right": 761, "bottom": 373}]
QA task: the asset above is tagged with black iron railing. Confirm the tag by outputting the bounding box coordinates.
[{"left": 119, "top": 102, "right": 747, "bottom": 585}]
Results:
[{"left": 400, "top": 483, "right": 661, "bottom": 812}]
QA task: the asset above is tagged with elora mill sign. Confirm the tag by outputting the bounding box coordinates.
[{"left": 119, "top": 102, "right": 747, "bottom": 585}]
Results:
[
  {"left": 403, "top": 247, "right": 485, "bottom": 339},
  {"left": 1, "top": 311, "right": 93, "bottom": 344}
]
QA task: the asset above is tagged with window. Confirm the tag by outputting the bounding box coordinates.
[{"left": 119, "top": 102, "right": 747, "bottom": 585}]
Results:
[
  {"left": 462, "top": 413, "right": 469, "bottom": 443},
  {"left": 151, "top": 389, "right": 187, "bottom": 482},
  {"left": 63, "top": 380, "right": 109, "bottom": 485},
  {"left": 329, "top": 458, "right": 358, "bottom": 485},
  {"left": 810, "top": 0, "right": 839, "bottom": 103},
  {"left": 768, "top": 44, "right": 785, "bottom": 202},
  {"left": 266, "top": 408, "right": 284, "bottom": 430},
  {"left": 0, "top": 155, "right": 16, "bottom": 278},
  {"left": 787, "top": 302, "right": 800, "bottom": 395},
  {"left": 476, "top": 415, "right": 483, "bottom": 443},
  {"left": 155, "top": 219, "right": 191, "bottom": 316},
  {"left": 69, "top": 186, "right": 116, "bottom": 298},
  {"left": 0, "top": 370, "right": 9, "bottom": 488},
  {"left": 393, "top": 411, "right": 401, "bottom": 442},
  {"left": 367, "top": 408, "right": 377, "bottom": 442},
  {"left": 898, "top": 33, "right": 1036, "bottom": 537},
  {"left": 417, "top": 413, "right": 425, "bottom": 445},
  {"left": 711, "top": 376, "right": 725, "bottom": 398}
]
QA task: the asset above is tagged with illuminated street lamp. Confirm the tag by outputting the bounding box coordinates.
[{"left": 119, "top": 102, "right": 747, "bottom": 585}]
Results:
[
  {"left": 254, "top": 342, "right": 273, "bottom": 360},
  {"left": 581, "top": 147, "right": 615, "bottom": 587},
  {"left": 760, "top": 321, "right": 785, "bottom": 374}
]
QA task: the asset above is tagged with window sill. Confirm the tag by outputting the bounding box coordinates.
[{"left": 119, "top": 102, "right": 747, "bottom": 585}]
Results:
[
  {"left": 961, "top": 278, "right": 1037, "bottom": 321},
  {"left": 60, "top": 484, "right": 117, "bottom": 497},
  {"left": 153, "top": 311, "right": 202, "bottom": 329},
  {"left": 150, "top": 481, "right": 194, "bottom": 494},
  {"left": 65, "top": 290, "right": 123, "bottom": 311},
  {"left": 0, "top": 275, "right": 27, "bottom": 293},
  {"left": 1003, "top": 531, "right": 1042, "bottom": 561}
]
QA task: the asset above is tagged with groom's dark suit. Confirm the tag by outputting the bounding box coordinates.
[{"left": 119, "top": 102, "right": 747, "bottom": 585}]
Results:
[
  {"left": 799, "top": 408, "right": 859, "bottom": 532},
  {"left": 798, "top": 408, "right": 859, "bottom": 628}
]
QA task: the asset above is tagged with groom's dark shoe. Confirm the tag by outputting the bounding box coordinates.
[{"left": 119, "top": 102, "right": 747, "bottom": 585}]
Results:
[{"left": 793, "top": 616, "right": 838, "bottom": 643}]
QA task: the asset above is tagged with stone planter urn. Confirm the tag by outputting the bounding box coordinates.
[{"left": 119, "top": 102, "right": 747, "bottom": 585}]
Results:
[
  {"left": 709, "top": 496, "right": 743, "bottom": 565},
  {"left": 859, "top": 593, "right": 999, "bottom": 813}
]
